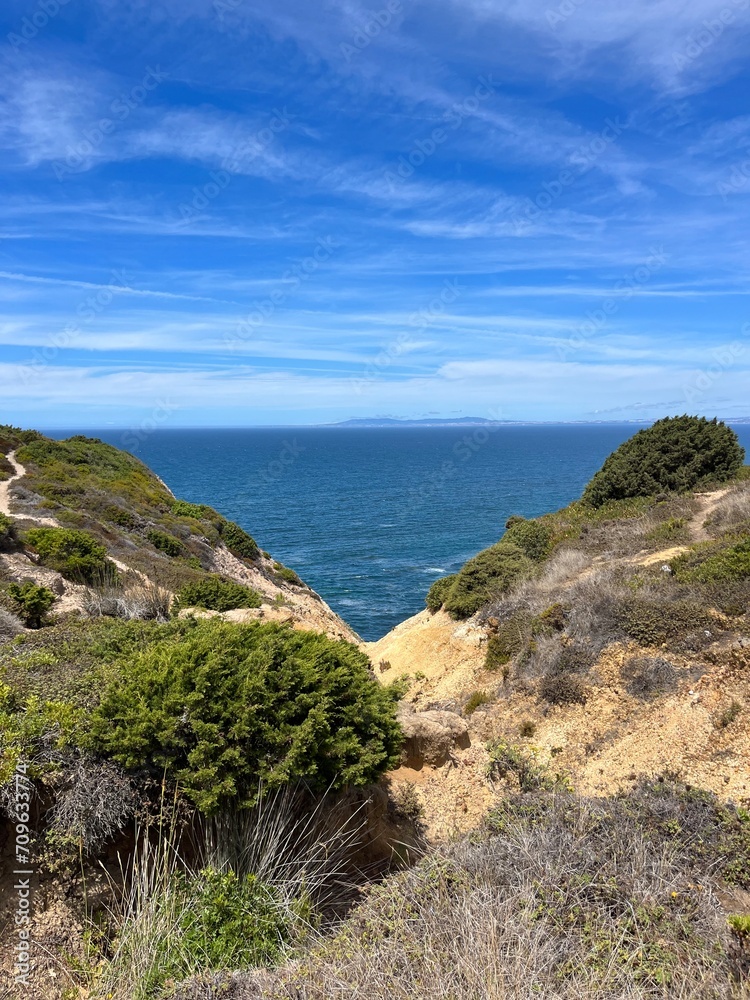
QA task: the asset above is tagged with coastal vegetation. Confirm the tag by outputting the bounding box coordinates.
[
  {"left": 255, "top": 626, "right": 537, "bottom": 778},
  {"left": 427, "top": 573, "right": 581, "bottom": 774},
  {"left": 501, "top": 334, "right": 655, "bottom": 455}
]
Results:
[{"left": 0, "top": 420, "right": 748, "bottom": 998}]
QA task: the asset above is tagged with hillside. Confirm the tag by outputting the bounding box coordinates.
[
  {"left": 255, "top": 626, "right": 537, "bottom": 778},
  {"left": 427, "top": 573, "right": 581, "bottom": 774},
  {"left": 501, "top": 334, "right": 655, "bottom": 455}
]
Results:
[
  {"left": 371, "top": 472, "right": 750, "bottom": 841},
  {"left": 1, "top": 418, "right": 749, "bottom": 999},
  {"left": 0, "top": 427, "right": 357, "bottom": 643}
]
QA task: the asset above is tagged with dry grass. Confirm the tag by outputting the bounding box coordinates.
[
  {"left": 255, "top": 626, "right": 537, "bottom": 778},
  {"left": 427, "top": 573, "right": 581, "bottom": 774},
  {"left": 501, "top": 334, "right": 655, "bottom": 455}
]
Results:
[
  {"left": 185, "top": 781, "right": 747, "bottom": 999},
  {"left": 82, "top": 579, "right": 172, "bottom": 621},
  {"left": 705, "top": 482, "right": 750, "bottom": 537}
]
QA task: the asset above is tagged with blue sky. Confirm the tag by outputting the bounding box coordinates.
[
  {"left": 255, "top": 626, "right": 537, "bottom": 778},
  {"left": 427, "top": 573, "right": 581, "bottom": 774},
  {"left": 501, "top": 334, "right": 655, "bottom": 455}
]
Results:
[{"left": 1, "top": 0, "right": 750, "bottom": 428}]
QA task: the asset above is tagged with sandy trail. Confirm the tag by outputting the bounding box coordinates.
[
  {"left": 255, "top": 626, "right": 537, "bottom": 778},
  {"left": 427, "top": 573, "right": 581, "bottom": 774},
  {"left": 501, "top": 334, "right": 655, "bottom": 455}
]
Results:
[
  {"left": 0, "top": 451, "right": 57, "bottom": 525},
  {"left": 635, "top": 485, "right": 733, "bottom": 568}
]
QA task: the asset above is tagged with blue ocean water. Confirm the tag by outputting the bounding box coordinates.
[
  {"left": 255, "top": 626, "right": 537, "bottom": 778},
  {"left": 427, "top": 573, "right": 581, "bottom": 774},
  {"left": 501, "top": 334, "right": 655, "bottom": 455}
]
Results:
[{"left": 56, "top": 425, "right": 750, "bottom": 641}]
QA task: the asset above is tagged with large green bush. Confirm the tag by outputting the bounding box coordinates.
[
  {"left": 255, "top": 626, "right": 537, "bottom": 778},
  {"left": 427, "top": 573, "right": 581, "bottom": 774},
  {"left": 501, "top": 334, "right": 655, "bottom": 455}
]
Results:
[
  {"left": 90, "top": 620, "right": 403, "bottom": 813},
  {"left": 174, "top": 575, "right": 262, "bottom": 613},
  {"left": 583, "top": 416, "right": 744, "bottom": 508},
  {"left": 502, "top": 518, "right": 553, "bottom": 562},
  {"left": 23, "top": 526, "right": 116, "bottom": 584},
  {"left": 425, "top": 574, "right": 457, "bottom": 613},
  {"left": 443, "top": 543, "right": 534, "bottom": 619}
]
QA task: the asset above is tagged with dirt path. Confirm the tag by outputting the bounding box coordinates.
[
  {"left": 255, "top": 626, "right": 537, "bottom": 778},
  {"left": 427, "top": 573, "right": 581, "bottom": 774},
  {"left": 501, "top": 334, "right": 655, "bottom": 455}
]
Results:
[
  {"left": 0, "top": 451, "right": 57, "bottom": 525},
  {"left": 689, "top": 487, "right": 732, "bottom": 542},
  {"left": 0, "top": 451, "right": 26, "bottom": 516}
]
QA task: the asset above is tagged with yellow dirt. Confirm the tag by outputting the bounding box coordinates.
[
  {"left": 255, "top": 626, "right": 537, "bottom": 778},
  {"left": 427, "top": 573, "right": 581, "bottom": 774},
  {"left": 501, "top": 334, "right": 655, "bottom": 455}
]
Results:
[{"left": 370, "top": 484, "right": 750, "bottom": 842}]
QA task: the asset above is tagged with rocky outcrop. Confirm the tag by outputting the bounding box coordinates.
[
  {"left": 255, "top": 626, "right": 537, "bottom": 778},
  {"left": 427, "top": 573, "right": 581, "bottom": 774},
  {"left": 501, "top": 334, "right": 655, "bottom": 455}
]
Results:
[{"left": 398, "top": 706, "right": 470, "bottom": 769}]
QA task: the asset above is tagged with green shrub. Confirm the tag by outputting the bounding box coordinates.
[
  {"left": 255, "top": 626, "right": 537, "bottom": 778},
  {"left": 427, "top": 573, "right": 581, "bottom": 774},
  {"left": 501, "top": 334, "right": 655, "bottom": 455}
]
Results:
[
  {"left": 583, "top": 416, "right": 744, "bottom": 508},
  {"left": 672, "top": 537, "right": 750, "bottom": 584},
  {"left": 502, "top": 518, "right": 553, "bottom": 562},
  {"left": 221, "top": 520, "right": 260, "bottom": 560},
  {"left": 103, "top": 504, "right": 137, "bottom": 529},
  {"left": 7, "top": 581, "right": 56, "bottom": 628},
  {"left": 444, "top": 543, "right": 534, "bottom": 619},
  {"left": 0, "top": 512, "right": 16, "bottom": 551},
  {"left": 618, "top": 598, "right": 714, "bottom": 648},
  {"left": 172, "top": 499, "right": 220, "bottom": 520},
  {"left": 273, "top": 561, "right": 302, "bottom": 586},
  {"left": 163, "top": 869, "right": 289, "bottom": 988},
  {"left": 535, "top": 602, "right": 566, "bottom": 633},
  {"left": 715, "top": 700, "right": 742, "bottom": 729},
  {"left": 23, "top": 527, "right": 116, "bottom": 585},
  {"left": 174, "top": 576, "right": 262, "bottom": 613},
  {"left": 146, "top": 528, "right": 183, "bottom": 557},
  {"left": 90, "top": 620, "right": 403, "bottom": 813},
  {"left": 425, "top": 575, "right": 457, "bottom": 613},
  {"left": 646, "top": 517, "right": 687, "bottom": 544},
  {"left": 484, "top": 613, "right": 533, "bottom": 670},
  {"left": 464, "top": 690, "right": 490, "bottom": 715}
]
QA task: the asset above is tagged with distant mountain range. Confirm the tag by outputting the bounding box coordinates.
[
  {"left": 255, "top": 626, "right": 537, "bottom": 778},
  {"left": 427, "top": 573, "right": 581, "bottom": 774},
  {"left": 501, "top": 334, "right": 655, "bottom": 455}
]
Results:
[{"left": 331, "top": 416, "right": 750, "bottom": 428}]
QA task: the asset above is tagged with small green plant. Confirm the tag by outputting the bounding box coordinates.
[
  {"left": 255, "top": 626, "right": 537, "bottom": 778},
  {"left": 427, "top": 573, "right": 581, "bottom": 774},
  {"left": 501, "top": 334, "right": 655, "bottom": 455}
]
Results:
[
  {"left": 7, "top": 581, "right": 56, "bottom": 628},
  {"left": 646, "top": 517, "right": 687, "bottom": 544},
  {"left": 173, "top": 576, "right": 263, "bottom": 613},
  {"left": 464, "top": 690, "right": 491, "bottom": 715},
  {"left": 618, "top": 597, "right": 714, "bottom": 647},
  {"left": 23, "top": 527, "right": 116, "bottom": 585},
  {"left": 273, "top": 561, "right": 302, "bottom": 586},
  {"left": 172, "top": 499, "right": 220, "bottom": 520},
  {"left": 146, "top": 528, "right": 183, "bottom": 557},
  {"left": 425, "top": 574, "right": 457, "bottom": 613},
  {"left": 486, "top": 740, "right": 569, "bottom": 792},
  {"left": 484, "top": 613, "right": 532, "bottom": 670},
  {"left": 0, "top": 512, "right": 17, "bottom": 551},
  {"left": 519, "top": 719, "right": 536, "bottom": 738},
  {"left": 673, "top": 537, "right": 750, "bottom": 584},
  {"left": 715, "top": 700, "right": 742, "bottom": 729},
  {"left": 221, "top": 520, "right": 260, "bottom": 560},
  {"left": 535, "top": 602, "right": 566, "bottom": 633}
]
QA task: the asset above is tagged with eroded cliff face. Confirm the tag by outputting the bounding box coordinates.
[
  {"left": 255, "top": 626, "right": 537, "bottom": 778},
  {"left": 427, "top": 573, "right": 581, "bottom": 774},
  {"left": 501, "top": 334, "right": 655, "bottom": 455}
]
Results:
[{"left": 367, "top": 482, "right": 750, "bottom": 842}]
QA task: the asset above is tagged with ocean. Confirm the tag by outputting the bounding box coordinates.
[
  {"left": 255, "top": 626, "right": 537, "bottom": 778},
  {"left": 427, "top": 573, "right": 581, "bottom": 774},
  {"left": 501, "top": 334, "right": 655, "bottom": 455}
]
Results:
[{"left": 54, "top": 424, "right": 750, "bottom": 641}]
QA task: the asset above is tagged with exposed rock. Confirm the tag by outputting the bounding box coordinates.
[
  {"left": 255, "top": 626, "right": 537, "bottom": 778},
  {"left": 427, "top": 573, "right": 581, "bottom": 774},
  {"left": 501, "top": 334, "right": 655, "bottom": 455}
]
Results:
[{"left": 398, "top": 706, "right": 470, "bottom": 769}]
